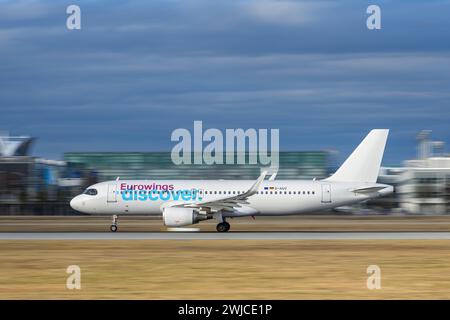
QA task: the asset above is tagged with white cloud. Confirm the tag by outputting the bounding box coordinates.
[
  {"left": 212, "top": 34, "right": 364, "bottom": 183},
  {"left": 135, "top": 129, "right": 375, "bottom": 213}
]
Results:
[
  {"left": 0, "top": 0, "right": 53, "bottom": 21},
  {"left": 243, "top": 0, "right": 324, "bottom": 26}
]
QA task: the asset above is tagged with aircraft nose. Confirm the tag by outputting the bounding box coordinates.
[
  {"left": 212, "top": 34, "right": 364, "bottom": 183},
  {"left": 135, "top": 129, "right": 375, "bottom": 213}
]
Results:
[{"left": 70, "top": 196, "right": 83, "bottom": 211}]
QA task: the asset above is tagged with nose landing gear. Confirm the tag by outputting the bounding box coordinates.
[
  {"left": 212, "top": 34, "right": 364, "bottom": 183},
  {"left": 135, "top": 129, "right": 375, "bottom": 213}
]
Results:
[{"left": 110, "top": 215, "right": 118, "bottom": 232}]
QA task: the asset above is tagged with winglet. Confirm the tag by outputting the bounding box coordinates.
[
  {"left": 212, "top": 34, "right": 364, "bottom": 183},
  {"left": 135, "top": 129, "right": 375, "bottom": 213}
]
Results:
[{"left": 248, "top": 171, "right": 268, "bottom": 195}]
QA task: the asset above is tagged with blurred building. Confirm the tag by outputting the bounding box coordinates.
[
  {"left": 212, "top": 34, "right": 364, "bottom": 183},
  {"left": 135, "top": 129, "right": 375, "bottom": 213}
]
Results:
[
  {"left": 0, "top": 133, "right": 35, "bottom": 157},
  {"left": 64, "top": 151, "right": 332, "bottom": 181},
  {"left": 1, "top": 132, "right": 332, "bottom": 215},
  {"left": 2, "top": 130, "right": 449, "bottom": 215},
  {"left": 374, "top": 131, "right": 450, "bottom": 215},
  {"left": 0, "top": 157, "right": 69, "bottom": 214},
  {"left": 395, "top": 157, "right": 450, "bottom": 215},
  {"left": 0, "top": 134, "right": 71, "bottom": 214}
]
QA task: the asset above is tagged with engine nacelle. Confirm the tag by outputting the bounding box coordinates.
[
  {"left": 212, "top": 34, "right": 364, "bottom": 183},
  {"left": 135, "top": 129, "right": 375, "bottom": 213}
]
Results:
[{"left": 162, "top": 207, "right": 211, "bottom": 227}]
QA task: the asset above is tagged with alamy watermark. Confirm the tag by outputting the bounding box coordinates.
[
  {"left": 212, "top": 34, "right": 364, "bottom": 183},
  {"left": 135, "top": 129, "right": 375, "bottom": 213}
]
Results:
[
  {"left": 66, "top": 265, "right": 81, "bottom": 290},
  {"left": 367, "top": 5, "right": 381, "bottom": 30},
  {"left": 65, "top": 5, "right": 380, "bottom": 31},
  {"left": 66, "top": 5, "right": 81, "bottom": 30},
  {"left": 171, "top": 121, "right": 279, "bottom": 169},
  {"left": 366, "top": 265, "right": 381, "bottom": 290}
]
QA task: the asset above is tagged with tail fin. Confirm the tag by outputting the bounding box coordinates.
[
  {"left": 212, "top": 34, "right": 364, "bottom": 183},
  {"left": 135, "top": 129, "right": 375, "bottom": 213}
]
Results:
[{"left": 324, "top": 129, "right": 389, "bottom": 183}]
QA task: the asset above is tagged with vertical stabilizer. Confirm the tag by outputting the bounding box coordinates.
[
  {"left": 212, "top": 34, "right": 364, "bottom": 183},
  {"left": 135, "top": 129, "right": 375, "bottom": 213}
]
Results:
[{"left": 324, "top": 129, "right": 389, "bottom": 183}]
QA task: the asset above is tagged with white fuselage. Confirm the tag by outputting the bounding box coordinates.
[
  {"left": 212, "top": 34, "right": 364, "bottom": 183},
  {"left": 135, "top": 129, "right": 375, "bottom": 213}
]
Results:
[{"left": 70, "top": 179, "right": 392, "bottom": 217}]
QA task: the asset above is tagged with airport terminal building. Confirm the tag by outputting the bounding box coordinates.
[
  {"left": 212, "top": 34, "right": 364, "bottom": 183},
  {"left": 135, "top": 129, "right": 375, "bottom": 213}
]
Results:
[
  {"left": 0, "top": 134, "right": 333, "bottom": 215},
  {"left": 394, "top": 158, "right": 450, "bottom": 214},
  {"left": 1, "top": 130, "right": 449, "bottom": 215},
  {"left": 375, "top": 131, "right": 450, "bottom": 215},
  {"left": 63, "top": 151, "right": 332, "bottom": 181}
]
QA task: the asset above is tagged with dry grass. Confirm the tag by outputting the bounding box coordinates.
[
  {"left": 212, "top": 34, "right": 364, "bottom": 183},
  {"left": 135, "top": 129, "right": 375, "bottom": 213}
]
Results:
[{"left": 1, "top": 240, "right": 450, "bottom": 299}]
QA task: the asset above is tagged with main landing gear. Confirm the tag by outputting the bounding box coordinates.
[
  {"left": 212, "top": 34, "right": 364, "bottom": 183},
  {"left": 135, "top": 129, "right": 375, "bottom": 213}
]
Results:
[
  {"left": 110, "top": 215, "right": 118, "bottom": 232},
  {"left": 216, "top": 221, "right": 230, "bottom": 232},
  {"left": 214, "top": 213, "right": 231, "bottom": 232}
]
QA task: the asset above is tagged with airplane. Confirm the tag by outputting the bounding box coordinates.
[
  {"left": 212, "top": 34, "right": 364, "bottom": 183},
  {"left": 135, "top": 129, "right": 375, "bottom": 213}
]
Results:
[{"left": 70, "top": 129, "right": 393, "bottom": 232}]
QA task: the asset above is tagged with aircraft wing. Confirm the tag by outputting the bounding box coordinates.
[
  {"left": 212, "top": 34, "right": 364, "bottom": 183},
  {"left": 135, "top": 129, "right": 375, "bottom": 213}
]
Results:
[{"left": 170, "top": 171, "right": 267, "bottom": 212}]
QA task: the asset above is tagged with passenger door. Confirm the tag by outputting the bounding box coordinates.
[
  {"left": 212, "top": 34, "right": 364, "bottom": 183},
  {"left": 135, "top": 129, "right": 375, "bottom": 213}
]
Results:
[
  {"left": 321, "top": 184, "right": 331, "bottom": 203},
  {"left": 107, "top": 183, "right": 117, "bottom": 203}
]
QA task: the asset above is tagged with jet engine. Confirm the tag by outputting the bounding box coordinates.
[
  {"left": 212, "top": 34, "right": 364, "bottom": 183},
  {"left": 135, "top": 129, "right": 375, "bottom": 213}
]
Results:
[{"left": 162, "top": 207, "right": 212, "bottom": 227}]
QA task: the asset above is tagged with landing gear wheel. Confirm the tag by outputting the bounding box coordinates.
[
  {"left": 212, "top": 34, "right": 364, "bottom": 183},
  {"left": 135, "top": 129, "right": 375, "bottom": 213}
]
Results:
[
  {"left": 110, "top": 215, "right": 118, "bottom": 232},
  {"left": 216, "top": 221, "right": 230, "bottom": 232}
]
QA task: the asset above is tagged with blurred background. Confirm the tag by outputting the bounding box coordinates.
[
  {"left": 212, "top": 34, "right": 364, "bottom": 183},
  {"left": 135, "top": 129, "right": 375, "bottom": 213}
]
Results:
[
  {"left": 0, "top": 129, "right": 449, "bottom": 215},
  {"left": 2, "top": 1, "right": 450, "bottom": 301}
]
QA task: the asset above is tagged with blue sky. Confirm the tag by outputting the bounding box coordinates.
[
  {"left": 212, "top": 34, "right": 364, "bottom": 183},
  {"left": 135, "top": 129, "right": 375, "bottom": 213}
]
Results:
[{"left": 0, "top": 0, "right": 449, "bottom": 164}]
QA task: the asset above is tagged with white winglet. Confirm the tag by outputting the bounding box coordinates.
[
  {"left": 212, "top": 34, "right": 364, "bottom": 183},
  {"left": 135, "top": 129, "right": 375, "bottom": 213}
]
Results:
[{"left": 248, "top": 170, "right": 268, "bottom": 195}]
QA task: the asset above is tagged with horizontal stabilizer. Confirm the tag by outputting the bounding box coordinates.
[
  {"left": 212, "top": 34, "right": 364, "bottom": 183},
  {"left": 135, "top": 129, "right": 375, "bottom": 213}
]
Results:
[{"left": 350, "top": 186, "right": 385, "bottom": 194}]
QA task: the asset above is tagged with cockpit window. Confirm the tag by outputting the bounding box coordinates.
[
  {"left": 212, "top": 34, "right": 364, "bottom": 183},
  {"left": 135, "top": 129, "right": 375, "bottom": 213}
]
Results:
[{"left": 83, "top": 188, "right": 98, "bottom": 196}]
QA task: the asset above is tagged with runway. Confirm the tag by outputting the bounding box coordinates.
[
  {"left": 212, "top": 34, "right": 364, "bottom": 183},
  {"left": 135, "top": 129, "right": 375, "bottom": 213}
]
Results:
[{"left": 2, "top": 231, "right": 450, "bottom": 240}]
